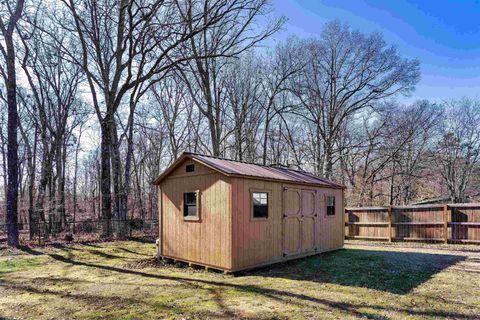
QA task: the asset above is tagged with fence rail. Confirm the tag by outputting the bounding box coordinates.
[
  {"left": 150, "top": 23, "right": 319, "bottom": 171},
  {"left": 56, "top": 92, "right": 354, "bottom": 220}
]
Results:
[{"left": 345, "top": 203, "right": 480, "bottom": 244}]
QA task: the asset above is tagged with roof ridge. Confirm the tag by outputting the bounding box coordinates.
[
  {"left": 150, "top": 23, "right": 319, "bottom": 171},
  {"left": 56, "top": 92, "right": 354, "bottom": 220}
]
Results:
[
  {"left": 153, "top": 151, "right": 345, "bottom": 188},
  {"left": 183, "top": 151, "right": 340, "bottom": 181},
  {"left": 183, "top": 151, "right": 302, "bottom": 170}
]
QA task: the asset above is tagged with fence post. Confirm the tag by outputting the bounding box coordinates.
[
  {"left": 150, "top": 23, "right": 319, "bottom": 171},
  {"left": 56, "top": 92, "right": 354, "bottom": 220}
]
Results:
[
  {"left": 344, "top": 209, "right": 348, "bottom": 239},
  {"left": 443, "top": 204, "right": 449, "bottom": 244},
  {"left": 38, "top": 221, "right": 41, "bottom": 246},
  {"left": 388, "top": 206, "right": 392, "bottom": 242}
]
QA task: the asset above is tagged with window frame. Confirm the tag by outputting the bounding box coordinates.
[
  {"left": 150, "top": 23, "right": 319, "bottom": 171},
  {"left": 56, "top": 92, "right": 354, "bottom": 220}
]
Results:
[
  {"left": 250, "top": 189, "right": 270, "bottom": 221},
  {"left": 183, "top": 190, "right": 201, "bottom": 221},
  {"left": 326, "top": 195, "right": 336, "bottom": 217}
]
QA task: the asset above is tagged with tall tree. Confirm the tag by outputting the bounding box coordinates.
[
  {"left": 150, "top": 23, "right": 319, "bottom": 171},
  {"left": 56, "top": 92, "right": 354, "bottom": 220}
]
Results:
[
  {"left": 60, "top": 0, "right": 249, "bottom": 234},
  {"left": 180, "top": 0, "right": 284, "bottom": 156},
  {"left": 0, "top": 0, "right": 26, "bottom": 246},
  {"left": 435, "top": 99, "right": 480, "bottom": 203},
  {"left": 292, "top": 21, "right": 420, "bottom": 179}
]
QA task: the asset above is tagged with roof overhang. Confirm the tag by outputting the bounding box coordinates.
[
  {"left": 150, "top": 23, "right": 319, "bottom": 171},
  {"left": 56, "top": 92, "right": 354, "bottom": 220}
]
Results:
[{"left": 152, "top": 152, "right": 346, "bottom": 189}]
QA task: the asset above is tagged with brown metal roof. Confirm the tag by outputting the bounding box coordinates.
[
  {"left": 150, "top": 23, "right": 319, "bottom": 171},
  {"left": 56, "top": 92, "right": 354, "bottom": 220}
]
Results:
[{"left": 153, "top": 152, "right": 345, "bottom": 189}]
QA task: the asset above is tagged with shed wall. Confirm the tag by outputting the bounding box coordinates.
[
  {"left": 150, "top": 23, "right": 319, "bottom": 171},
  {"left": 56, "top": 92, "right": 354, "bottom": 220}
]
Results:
[
  {"left": 160, "top": 160, "right": 232, "bottom": 270},
  {"left": 317, "top": 187, "right": 344, "bottom": 252},
  {"left": 231, "top": 178, "right": 284, "bottom": 270},
  {"left": 231, "top": 178, "right": 344, "bottom": 271}
]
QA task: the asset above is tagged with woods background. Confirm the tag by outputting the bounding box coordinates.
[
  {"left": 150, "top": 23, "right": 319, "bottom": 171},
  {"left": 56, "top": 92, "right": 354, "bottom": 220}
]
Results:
[{"left": 1, "top": 0, "right": 479, "bottom": 244}]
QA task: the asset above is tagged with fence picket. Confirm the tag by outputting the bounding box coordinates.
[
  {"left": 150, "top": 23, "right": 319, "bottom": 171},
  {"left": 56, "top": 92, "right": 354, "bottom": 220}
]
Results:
[{"left": 345, "top": 203, "right": 480, "bottom": 244}]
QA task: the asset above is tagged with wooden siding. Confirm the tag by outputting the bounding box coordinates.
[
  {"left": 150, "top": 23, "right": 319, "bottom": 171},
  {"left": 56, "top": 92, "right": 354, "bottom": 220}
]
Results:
[
  {"left": 231, "top": 179, "right": 344, "bottom": 271},
  {"left": 167, "top": 158, "right": 214, "bottom": 178},
  {"left": 345, "top": 204, "right": 480, "bottom": 243},
  {"left": 317, "top": 188, "right": 344, "bottom": 252},
  {"left": 159, "top": 160, "right": 232, "bottom": 270},
  {"left": 158, "top": 157, "right": 344, "bottom": 272},
  {"left": 230, "top": 178, "right": 283, "bottom": 270}
]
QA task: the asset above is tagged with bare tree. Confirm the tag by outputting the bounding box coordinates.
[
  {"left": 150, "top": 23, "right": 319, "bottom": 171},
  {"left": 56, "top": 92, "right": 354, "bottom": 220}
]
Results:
[
  {"left": 150, "top": 75, "right": 190, "bottom": 161},
  {"left": 59, "top": 0, "right": 257, "bottom": 235},
  {"left": 259, "top": 40, "right": 303, "bottom": 165},
  {"left": 0, "top": 0, "right": 26, "bottom": 246},
  {"left": 180, "top": 0, "right": 284, "bottom": 156},
  {"left": 292, "top": 21, "right": 420, "bottom": 179},
  {"left": 16, "top": 7, "right": 86, "bottom": 234},
  {"left": 224, "top": 52, "right": 263, "bottom": 161},
  {"left": 434, "top": 98, "right": 480, "bottom": 203}
]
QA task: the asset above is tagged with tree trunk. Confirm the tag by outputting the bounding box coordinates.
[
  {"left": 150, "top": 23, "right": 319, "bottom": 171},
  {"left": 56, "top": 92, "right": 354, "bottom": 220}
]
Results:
[
  {"left": 323, "top": 137, "right": 334, "bottom": 180},
  {"left": 20, "top": 124, "right": 37, "bottom": 239},
  {"left": 119, "top": 112, "right": 135, "bottom": 237},
  {"left": 0, "top": 128, "right": 7, "bottom": 203},
  {"left": 72, "top": 129, "right": 83, "bottom": 234},
  {"left": 5, "top": 36, "right": 20, "bottom": 247},
  {"left": 235, "top": 124, "right": 243, "bottom": 161},
  {"left": 100, "top": 118, "right": 112, "bottom": 236},
  {"left": 55, "top": 135, "right": 66, "bottom": 227},
  {"left": 110, "top": 120, "right": 122, "bottom": 218},
  {"left": 262, "top": 113, "right": 271, "bottom": 165}
]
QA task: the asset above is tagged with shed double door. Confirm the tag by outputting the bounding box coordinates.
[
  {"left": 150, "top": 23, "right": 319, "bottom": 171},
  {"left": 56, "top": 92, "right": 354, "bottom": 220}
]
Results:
[{"left": 283, "top": 187, "right": 318, "bottom": 256}]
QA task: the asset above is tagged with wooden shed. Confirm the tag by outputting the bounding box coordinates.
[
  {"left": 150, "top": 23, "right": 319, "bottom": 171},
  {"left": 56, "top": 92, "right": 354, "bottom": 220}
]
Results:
[{"left": 153, "top": 152, "right": 345, "bottom": 272}]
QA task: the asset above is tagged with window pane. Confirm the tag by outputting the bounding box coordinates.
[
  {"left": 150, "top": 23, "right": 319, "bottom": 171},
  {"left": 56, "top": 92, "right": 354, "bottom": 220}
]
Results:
[
  {"left": 327, "top": 196, "right": 335, "bottom": 206},
  {"left": 186, "top": 205, "right": 197, "bottom": 217},
  {"left": 253, "top": 192, "right": 268, "bottom": 205},
  {"left": 327, "top": 206, "right": 335, "bottom": 216},
  {"left": 253, "top": 205, "right": 268, "bottom": 218},
  {"left": 252, "top": 192, "right": 268, "bottom": 218},
  {"left": 185, "top": 192, "right": 196, "bottom": 205},
  {"left": 184, "top": 192, "right": 198, "bottom": 217},
  {"left": 327, "top": 196, "right": 335, "bottom": 216}
]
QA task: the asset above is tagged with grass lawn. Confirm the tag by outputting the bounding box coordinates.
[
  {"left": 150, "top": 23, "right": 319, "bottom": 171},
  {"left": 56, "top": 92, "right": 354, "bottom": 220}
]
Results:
[{"left": 0, "top": 240, "right": 479, "bottom": 319}]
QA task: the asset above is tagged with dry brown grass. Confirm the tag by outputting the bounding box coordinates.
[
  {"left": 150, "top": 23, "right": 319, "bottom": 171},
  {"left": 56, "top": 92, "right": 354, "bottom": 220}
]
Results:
[{"left": 0, "top": 240, "right": 479, "bottom": 319}]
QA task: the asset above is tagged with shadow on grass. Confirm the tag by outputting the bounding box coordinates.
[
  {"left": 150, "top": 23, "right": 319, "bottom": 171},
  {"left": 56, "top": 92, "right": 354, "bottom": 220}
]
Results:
[
  {"left": 127, "top": 237, "right": 155, "bottom": 244},
  {"left": 19, "top": 243, "right": 124, "bottom": 260},
  {"left": 15, "top": 245, "right": 467, "bottom": 296},
  {"left": 17, "top": 245, "right": 44, "bottom": 256},
  {"left": 247, "top": 248, "right": 465, "bottom": 295},
  {"left": 42, "top": 252, "right": 478, "bottom": 319},
  {"left": 116, "top": 247, "right": 152, "bottom": 257}
]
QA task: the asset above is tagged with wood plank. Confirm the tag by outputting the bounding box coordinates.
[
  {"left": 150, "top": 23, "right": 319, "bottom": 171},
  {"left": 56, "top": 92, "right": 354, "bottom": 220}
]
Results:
[
  {"left": 449, "top": 239, "right": 480, "bottom": 244},
  {"left": 388, "top": 206, "right": 392, "bottom": 242},
  {"left": 345, "top": 222, "right": 390, "bottom": 226},
  {"left": 392, "top": 222, "right": 445, "bottom": 226},
  {"left": 345, "top": 235, "right": 390, "bottom": 240},
  {"left": 393, "top": 237, "right": 444, "bottom": 241},
  {"left": 444, "top": 204, "right": 448, "bottom": 244},
  {"left": 448, "top": 222, "right": 480, "bottom": 226}
]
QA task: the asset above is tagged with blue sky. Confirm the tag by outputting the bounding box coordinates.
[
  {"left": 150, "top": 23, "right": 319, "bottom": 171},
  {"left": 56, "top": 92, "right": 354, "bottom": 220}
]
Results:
[{"left": 270, "top": 0, "right": 480, "bottom": 102}]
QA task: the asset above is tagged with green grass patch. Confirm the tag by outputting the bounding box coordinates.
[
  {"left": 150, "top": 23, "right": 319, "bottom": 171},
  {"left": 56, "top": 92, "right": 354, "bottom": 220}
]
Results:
[
  {"left": 0, "top": 257, "right": 42, "bottom": 275},
  {"left": 0, "top": 241, "right": 478, "bottom": 319},
  {"left": 275, "top": 248, "right": 463, "bottom": 294}
]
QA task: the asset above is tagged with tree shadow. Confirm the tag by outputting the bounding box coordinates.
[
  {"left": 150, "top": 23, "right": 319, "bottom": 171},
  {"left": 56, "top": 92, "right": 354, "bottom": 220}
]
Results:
[
  {"left": 127, "top": 237, "right": 155, "bottom": 244},
  {"left": 43, "top": 252, "right": 479, "bottom": 319},
  {"left": 17, "top": 246, "right": 44, "bottom": 256},
  {"left": 246, "top": 248, "right": 465, "bottom": 295},
  {"left": 116, "top": 247, "right": 152, "bottom": 257},
  {"left": 80, "top": 242, "right": 102, "bottom": 248}
]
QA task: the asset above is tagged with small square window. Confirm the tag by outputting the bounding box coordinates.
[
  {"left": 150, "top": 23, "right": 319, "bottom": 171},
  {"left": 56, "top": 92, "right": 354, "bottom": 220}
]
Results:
[
  {"left": 186, "top": 164, "right": 195, "bottom": 172},
  {"left": 184, "top": 192, "right": 197, "bottom": 217},
  {"left": 252, "top": 192, "right": 268, "bottom": 219},
  {"left": 326, "top": 196, "right": 335, "bottom": 216}
]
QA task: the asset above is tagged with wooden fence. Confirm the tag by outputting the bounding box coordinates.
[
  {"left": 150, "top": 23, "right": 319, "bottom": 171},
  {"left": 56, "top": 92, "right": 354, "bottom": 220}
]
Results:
[{"left": 344, "top": 203, "right": 480, "bottom": 244}]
